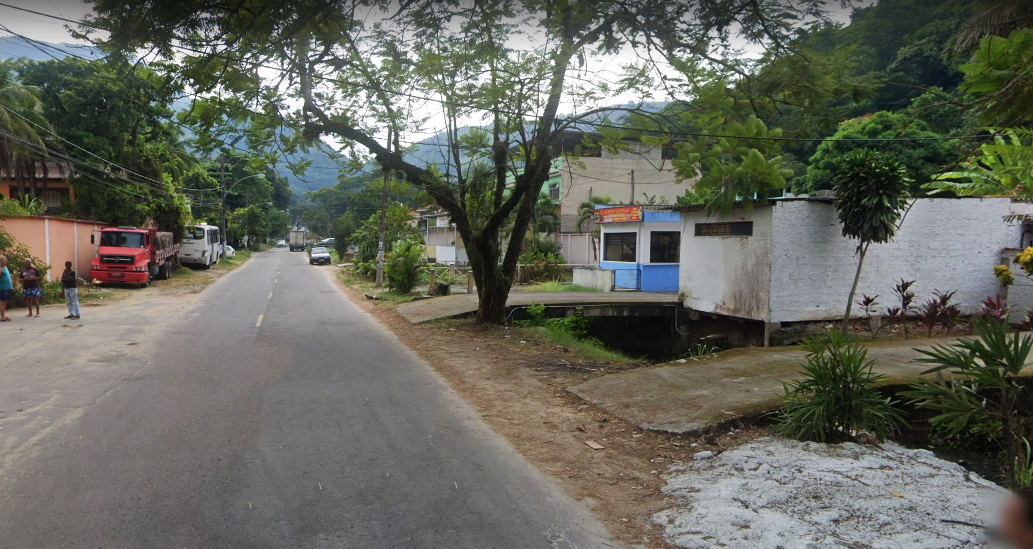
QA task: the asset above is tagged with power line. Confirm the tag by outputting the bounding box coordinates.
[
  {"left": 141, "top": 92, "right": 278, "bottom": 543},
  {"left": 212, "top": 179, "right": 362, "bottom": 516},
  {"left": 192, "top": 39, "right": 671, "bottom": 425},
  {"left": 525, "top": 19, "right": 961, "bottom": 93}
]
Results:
[{"left": 0, "top": 2, "right": 983, "bottom": 146}]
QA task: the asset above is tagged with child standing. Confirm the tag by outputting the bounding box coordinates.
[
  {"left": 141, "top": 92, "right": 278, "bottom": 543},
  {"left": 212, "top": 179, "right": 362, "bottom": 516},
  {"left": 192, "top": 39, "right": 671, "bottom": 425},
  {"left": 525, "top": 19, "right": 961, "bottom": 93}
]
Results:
[{"left": 61, "top": 261, "right": 80, "bottom": 320}]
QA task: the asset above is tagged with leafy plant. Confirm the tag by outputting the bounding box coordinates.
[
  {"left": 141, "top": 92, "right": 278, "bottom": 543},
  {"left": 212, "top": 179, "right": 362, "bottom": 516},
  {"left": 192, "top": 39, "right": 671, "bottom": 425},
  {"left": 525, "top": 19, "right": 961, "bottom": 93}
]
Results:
[
  {"left": 858, "top": 294, "right": 879, "bottom": 318},
  {"left": 995, "top": 265, "right": 1016, "bottom": 286},
  {"left": 1016, "top": 437, "right": 1033, "bottom": 489},
  {"left": 834, "top": 151, "right": 912, "bottom": 334},
  {"left": 517, "top": 251, "right": 566, "bottom": 284},
  {"left": 982, "top": 295, "right": 1011, "bottom": 322},
  {"left": 925, "top": 129, "right": 1033, "bottom": 198},
  {"left": 904, "top": 318, "right": 1033, "bottom": 487},
  {"left": 384, "top": 239, "right": 426, "bottom": 294},
  {"left": 526, "top": 302, "right": 546, "bottom": 320},
  {"left": 776, "top": 339, "right": 906, "bottom": 443},
  {"left": 893, "top": 279, "right": 917, "bottom": 317},
  {"left": 918, "top": 290, "right": 959, "bottom": 338}
]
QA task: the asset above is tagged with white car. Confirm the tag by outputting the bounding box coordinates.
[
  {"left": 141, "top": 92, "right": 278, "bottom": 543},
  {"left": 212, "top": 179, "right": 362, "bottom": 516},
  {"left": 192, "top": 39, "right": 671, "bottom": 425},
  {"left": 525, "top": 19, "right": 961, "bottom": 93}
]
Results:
[
  {"left": 222, "top": 245, "right": 236, "bottom": 259},
  {"left": 276, "top": 239, "right": 286, "bottom": 248},
  {"left": 309, "top": 247, "right": 332, "bottom": 265}
]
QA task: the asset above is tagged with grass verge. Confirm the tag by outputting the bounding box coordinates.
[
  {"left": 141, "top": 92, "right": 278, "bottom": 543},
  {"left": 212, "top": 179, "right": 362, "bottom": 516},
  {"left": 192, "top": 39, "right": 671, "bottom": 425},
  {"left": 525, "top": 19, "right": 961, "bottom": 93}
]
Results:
[
  {"left": 518, "top": 281, "right": 601, "bottom": 293},
  {"left": 334, "top": 267, "right": 415, "bottom": 303},
  {"left": 523, "top": 324, "right": 635, "bottom": 364}
]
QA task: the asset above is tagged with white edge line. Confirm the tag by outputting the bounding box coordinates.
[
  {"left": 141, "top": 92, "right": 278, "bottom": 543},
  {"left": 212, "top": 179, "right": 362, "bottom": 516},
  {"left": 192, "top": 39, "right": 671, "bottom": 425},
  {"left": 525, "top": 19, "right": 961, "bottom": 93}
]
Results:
[{"left": 256, "top": 315, "right": 264, "bottom": 328}]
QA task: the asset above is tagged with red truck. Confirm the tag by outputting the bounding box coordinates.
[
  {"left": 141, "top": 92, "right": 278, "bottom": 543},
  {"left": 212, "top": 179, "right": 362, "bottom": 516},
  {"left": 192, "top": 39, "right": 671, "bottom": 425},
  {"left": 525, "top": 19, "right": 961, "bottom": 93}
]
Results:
[{"left": 90, "top": 226, "right": 179, "bottom": 287}]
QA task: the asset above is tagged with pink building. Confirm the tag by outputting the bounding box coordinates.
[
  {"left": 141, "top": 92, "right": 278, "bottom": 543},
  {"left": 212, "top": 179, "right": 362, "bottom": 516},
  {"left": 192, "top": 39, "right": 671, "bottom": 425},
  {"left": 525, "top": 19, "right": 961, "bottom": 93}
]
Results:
[{"left": 0, "top": 217, "right": 107, "bottom": 281}]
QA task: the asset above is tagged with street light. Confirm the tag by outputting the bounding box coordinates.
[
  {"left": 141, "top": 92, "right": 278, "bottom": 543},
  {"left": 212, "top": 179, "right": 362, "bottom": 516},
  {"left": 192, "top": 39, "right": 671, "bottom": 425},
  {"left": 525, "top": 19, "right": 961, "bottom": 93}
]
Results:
[{"left": 220, "top": 168, "right": 265, "bottom": 250}]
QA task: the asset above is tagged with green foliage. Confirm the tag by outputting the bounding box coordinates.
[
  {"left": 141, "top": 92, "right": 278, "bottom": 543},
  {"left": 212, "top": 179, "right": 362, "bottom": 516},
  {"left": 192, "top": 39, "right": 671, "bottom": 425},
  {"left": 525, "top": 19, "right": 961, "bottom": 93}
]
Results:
[
  {"left": 17, "top": 58, "right": 194, "bottom": 233},
  {"left": 517, "top": 251, "right": 565, "bottom": 284},
  {"left": 959, "top": 29, "right": 1033, "bottom": 126},
  {"left": 834, "top": 150, "right": 911, "bottom": 246},
  {"left": 0, "top": 59, "right": 50, "bottom": 183},
  {"left": 777, "top": 338, "right": 906, "bottom": 443},
  {"left": 351, "top": 204, "right": 423, "bottom": 264},
  {"left": 228, "top": 205, "right": 271, "bottom": 249},
  {"left": 925, "top": 129, "right": 1033, "bottom": 197},
  {"left": 904, "top": 318, "right": 1033, "bottom": 487},
  {"left": 672, "top": 116, "right": 791, "bottom": 212},
  {"left": 576, "top": 196, "right": 612, "bottom": 233},
  {"left": 795, "top": 112, "right": 955, "bottom": 194},
  {"left": 331, "top": 211, "right": 359, "bottom": 257},
  {"left": 1017, "top": 437, "right": 1033, "bottom": 489},
  {"left": 384, "top": 239, "right": 426, "bottom": 294},
  {"left": 0, "top": 197, "right": 29, "bottom": 219}
]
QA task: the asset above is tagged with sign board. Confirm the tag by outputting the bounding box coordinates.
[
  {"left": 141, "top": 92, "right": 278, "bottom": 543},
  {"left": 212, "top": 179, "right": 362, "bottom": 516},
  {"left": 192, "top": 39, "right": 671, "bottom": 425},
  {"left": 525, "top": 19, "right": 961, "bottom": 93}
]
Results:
[
  {"left": 435, "top": 216, "right": 451, "bottom": 228},
  {"left": 594, "top": 206, "right": 643, "bottom": 224}
]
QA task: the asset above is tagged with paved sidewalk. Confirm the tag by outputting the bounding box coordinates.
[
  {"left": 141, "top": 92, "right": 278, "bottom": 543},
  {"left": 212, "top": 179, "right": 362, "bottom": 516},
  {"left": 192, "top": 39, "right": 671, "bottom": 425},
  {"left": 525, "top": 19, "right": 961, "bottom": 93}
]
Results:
[
  {"left": 396, "top": 291, "right": 678, "bottom": 323},
  {"left": 569, "top": 336, "right": 977, "bottom": 435}
]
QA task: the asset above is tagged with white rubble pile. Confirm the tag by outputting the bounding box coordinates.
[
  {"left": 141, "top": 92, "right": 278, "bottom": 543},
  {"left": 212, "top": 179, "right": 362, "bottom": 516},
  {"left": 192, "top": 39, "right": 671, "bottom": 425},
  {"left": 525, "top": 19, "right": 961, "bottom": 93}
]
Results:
[{"left": 653, "top": 437, "right": 1005, "bottom": 549}]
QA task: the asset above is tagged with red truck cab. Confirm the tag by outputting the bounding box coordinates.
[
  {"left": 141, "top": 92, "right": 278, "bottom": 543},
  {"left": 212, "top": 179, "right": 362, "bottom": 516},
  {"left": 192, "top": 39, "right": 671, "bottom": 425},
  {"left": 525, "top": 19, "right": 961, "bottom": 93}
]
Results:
[{"left": 90, "top": 227, "right": 179, "bottom": 287}]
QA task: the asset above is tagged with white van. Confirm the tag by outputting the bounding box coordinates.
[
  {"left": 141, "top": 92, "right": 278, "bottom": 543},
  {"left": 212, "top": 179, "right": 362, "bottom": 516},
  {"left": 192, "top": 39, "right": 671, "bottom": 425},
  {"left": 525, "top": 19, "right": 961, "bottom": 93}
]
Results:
[{"left": 180, "top": 224, "right": 221, "bottom": 268}]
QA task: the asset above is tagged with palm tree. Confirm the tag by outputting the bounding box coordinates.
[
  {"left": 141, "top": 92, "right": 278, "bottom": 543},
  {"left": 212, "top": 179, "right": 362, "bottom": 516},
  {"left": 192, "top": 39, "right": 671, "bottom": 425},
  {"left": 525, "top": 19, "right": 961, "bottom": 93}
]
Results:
[
  {"left": 575, "top": 195, "right": 613, "bottom": 233},
  {"left": 0, "top": 61, "right": 50, "bottom": 199},
  {"left": 953, "top": 0, "right": 1033, "bottom": 52}
]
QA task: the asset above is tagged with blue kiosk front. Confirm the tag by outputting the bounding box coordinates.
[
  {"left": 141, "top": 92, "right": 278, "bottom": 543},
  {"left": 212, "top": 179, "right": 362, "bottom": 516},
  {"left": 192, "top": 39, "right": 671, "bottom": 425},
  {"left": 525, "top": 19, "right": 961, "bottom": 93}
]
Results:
[{"left": 596, "top": 206, "right": 680, "bottom": 292}]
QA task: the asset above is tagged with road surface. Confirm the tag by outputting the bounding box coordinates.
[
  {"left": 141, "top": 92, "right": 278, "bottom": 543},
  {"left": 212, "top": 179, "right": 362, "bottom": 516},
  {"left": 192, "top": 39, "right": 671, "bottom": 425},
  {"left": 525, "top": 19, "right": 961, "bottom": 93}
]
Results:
[{"left": 0, "top": 249, "right": 615, "bottom": 548}]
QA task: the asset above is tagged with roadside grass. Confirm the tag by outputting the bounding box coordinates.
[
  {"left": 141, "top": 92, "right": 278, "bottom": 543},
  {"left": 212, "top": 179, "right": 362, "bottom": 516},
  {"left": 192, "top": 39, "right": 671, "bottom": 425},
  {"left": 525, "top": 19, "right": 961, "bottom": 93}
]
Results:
[
  {"left": 522, "top": 323, "right": 635, "bottom": 364},
  {"left": 335, "top": 267, "right": 415, "bottom": 303},
  {"left": 518, "top": 281, "right": 601, "bottom": 293},
  {"left": 213, "top": 249, "right": 252, "bottom": 272}
]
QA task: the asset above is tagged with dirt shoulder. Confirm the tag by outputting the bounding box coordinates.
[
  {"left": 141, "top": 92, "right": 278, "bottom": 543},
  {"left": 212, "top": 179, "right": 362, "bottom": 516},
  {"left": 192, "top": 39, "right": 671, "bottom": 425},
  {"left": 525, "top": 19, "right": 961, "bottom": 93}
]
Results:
[{"left": 331, "top": 271, "right": 770, "bottom": 548}]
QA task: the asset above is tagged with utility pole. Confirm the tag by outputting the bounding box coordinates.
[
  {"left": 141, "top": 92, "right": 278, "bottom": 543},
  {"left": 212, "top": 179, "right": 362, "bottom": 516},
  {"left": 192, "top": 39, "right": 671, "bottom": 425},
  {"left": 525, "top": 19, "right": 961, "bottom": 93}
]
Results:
[
  {"left": 375, "top": 135, "right": 391, "bottom": 287},
  {"left": 630, "top": 170, "right": 636, "bottom": 205},
  {"left": 220, "top": 154, "right": 228, "bottom": 250}
]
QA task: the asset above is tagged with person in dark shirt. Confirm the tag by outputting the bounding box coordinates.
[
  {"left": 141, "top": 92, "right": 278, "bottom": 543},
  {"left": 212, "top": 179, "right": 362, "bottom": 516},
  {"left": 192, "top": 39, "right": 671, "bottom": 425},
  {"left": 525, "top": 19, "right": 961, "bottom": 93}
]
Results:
[
  {"left": 19, "top": 259, "right": 41, "bottom": 318},
  {"left": 61, "top": 261, "right": 80, "bottom": 320}
]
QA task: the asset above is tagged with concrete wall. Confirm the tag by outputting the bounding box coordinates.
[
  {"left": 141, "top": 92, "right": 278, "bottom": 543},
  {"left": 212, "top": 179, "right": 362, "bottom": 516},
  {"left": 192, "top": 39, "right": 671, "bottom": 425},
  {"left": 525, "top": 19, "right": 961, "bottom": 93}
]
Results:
[
  {"left": 1, "top": 217, "right": 106, "bottom": 281},
  {"left": 768, "top": 198, "right": 1033, "bottom": 323},
  {"left": 680, "top": 208, "right": 774, "bottom": 321},
  {"left": 555, "top": 233, "right": 596, "bottom": 265},
  {"left": 573, "top": 267, "right": 614, "bottom": 292}
]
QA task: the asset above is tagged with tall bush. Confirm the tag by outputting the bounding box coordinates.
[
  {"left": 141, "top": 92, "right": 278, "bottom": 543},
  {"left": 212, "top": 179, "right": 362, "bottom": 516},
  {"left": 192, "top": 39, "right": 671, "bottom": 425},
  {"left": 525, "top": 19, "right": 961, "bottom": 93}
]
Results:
[
  {"left": 385, "top": 239, "right": 426, "bottom": 294},
  {"left": 904, "top": 318, "right": 1033, "bottom": 487},
  {"left": 777, "top": 335, "right": 906, "bottom": 443}
]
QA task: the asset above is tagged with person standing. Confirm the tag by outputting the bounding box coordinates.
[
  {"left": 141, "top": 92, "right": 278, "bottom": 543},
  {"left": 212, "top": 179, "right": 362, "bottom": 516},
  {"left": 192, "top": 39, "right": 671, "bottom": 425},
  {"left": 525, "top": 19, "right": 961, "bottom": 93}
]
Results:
[
  {"left": 0, "top": 255, "right": 12, "bottom": 322},
  {"left": 19, "top": 258, "right": 42, "bottom": 318},
  {"left": 61, "top": 261, "right": 80, "bottom": 320}
]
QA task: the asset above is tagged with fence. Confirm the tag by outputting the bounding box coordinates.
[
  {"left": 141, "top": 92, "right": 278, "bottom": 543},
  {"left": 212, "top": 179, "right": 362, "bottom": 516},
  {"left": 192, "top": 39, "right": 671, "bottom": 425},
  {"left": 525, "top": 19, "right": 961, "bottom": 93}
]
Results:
[{"left": 0, "top": 216, "right": 106, "bottom": 281}]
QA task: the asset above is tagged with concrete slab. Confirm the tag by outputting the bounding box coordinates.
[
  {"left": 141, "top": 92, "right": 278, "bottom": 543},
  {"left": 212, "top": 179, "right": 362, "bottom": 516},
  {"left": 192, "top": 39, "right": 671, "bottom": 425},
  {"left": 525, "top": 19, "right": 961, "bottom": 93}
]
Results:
[
  {"left": 396, "top": 291, "right": 679, "bottom": 324},
  {"left": 569, "top": 336, "right": 973, "bottom": 435}
]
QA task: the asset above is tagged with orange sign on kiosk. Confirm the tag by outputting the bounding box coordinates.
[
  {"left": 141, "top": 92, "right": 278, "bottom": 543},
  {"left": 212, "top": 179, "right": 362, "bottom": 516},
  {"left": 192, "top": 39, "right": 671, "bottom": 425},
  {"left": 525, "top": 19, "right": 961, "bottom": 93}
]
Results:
[{"left": 594, "top": 206, "right": 643, "bottom": 224}]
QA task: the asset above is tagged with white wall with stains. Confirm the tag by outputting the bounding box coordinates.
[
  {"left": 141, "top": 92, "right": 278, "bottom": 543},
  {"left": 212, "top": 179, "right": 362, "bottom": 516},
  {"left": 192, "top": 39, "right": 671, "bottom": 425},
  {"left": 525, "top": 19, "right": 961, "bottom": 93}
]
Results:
[
  {"left": 679, "top": 207, "right": 774, "bottom": 321},
  {"left": 768, "top": 198, "right": 1033, "bottom": 323}
]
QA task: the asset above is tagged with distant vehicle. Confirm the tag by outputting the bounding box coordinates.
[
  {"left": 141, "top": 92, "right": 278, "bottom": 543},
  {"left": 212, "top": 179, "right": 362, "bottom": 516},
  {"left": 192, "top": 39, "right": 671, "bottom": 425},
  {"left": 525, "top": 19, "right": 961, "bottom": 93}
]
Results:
[
  {"left": 180, "top": 224, "right": 221, "bottom": 269},
  {"left": 309, "top": 247, "right": 332, "bottom": 265},
  {"left": 90, "top": 227, "right": 179, "bottom": 287},
  {"left": 289, "top": 230, "right": 306, "bottom": 251},
  {"left": 276, "top": 239, "right": 286, "bottom": 248},
  {"left": 222, "top": 245, "right": 236, "bottom": 259},
  {"left": 317, "top": 237, "right": 336, "bottom": 248}
]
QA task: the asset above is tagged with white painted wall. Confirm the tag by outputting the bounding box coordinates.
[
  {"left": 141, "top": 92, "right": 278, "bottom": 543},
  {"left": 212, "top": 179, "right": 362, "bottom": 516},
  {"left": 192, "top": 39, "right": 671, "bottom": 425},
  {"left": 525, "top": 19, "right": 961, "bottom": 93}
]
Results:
[
  {"left": 768, "top": 198, "right": 1033, "bottom": 323},
  {"left": 679, "top": 208, "right": 774, "bottom": 321},
  {"left": 573, "top": 267, "right": 614, "bottom": 292}
]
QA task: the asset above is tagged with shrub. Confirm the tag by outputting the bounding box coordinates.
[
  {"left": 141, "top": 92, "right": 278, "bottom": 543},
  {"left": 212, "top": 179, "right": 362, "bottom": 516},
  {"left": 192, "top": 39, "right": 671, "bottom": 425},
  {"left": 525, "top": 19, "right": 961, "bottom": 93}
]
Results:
[
  {"left": 776, "top": 336, "right": 906, "bottom": 443},
  {"left": 904, "top": 318, "right": 1033, "bottom": 487},
  {"left": 385, "top": 239, "right": 426, "bottom": 294},
  {"left": 518, "top": 250, "right": 565, "bottom": 283}
]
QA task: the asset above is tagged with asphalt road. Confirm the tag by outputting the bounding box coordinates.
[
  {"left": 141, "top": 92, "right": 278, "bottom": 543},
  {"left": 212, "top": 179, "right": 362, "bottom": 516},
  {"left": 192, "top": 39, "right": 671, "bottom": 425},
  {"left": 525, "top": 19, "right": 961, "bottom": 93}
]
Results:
[{"left": 0, "top": 249, "right": 615, "bottom": 548}]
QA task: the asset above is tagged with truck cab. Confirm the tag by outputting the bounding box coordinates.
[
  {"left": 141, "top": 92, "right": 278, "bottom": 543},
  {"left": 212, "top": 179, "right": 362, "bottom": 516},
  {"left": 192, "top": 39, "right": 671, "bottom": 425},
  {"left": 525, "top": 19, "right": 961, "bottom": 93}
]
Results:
[{"left": 91, "top": 227, "right": 178, "bottom": 286}]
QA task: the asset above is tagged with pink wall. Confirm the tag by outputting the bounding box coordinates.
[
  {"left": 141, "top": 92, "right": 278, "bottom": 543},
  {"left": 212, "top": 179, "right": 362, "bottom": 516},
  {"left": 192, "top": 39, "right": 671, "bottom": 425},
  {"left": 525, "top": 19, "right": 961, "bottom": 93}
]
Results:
[{"left": 0, "top": 217, "right": 107, "bottom": 281}]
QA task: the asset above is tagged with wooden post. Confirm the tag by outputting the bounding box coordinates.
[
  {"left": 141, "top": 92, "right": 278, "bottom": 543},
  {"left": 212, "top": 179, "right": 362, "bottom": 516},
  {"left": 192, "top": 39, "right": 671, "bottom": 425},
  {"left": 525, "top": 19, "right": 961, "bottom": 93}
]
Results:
[
  {"left": 449, "top": 263, "right": 456, "bottom": 284},
  {"left": 429, "top": 269, "right": 436, "bottom": 288},
  {"left": 467, "top": 270, "right": 474, "bottom": 294}
]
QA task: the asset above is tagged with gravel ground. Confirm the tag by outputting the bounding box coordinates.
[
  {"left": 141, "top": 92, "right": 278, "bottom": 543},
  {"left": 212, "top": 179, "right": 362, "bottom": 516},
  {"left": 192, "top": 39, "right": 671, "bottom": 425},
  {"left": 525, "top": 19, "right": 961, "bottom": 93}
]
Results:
[{"left": 654, "top": 437, "right": 1005, "bottom": 549}]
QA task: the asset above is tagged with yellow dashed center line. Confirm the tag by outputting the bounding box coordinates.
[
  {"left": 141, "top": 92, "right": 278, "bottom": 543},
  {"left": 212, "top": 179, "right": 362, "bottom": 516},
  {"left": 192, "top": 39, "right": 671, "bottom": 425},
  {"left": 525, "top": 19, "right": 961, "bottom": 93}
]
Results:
[{"left": 256, "top": 315, "right": 264, "bottom": 328}]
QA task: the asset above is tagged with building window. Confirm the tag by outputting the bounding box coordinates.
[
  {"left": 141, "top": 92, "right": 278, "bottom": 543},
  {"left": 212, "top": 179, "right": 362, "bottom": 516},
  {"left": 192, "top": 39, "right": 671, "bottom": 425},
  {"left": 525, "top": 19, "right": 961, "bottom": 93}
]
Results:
[
  {"left": 549, "top": 182, "right": 559, "bottom": 200},
  {"left": 695, "top": 221, "right": 753, "bottom": 237},
  {"left": 604, "top": 232, "right": 637, "bottom": 262},
  {"left": 649, "top": 231, "right": 680, "bottom": 263}
]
